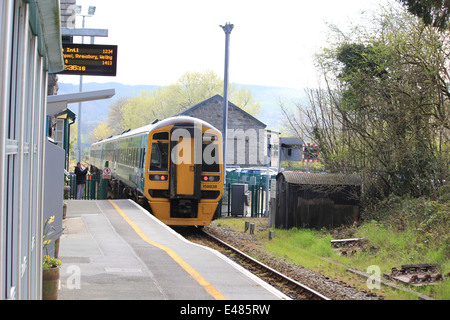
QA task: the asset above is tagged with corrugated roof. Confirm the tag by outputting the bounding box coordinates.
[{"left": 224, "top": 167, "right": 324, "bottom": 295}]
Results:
[{"left": 277, "top": 172, "right": 362, "bottom": 185}]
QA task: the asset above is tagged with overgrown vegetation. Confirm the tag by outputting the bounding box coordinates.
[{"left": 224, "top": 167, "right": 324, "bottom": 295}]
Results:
[
  {"left": 274, "top": 1, "right": 449, "bottom": 299},
  {"left": 281, "top": 3, "right": 449, "bottom": 202},
  {"left": 398, "top": 0, "right": 450, "bottom": 30},
  {"left": 215, "top": 199, "right": 449, "bottom": 300}
]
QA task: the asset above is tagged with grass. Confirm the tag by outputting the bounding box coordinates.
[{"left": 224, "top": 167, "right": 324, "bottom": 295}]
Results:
[
  {"left": 214, "top": 196, "right": 449, "bottom": 300},
  {"left": 264, "top": 228, "right": 350, "bottom": 279}
]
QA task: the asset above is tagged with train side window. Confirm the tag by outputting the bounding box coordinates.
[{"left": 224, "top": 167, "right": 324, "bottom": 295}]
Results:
[
  {"left": 136, "top": 148, "right": 139, "bottom": 167},
  {"left": 150, "top": 142, "right": 169, "bottom": 171},
  {"left": 140, "top": 148, "right": 145, "bottom": 169}
]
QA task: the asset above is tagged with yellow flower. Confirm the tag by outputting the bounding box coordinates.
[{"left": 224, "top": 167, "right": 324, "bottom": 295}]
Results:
[{"left": 49, "top": 216, "right": 55, "bottom": 223}]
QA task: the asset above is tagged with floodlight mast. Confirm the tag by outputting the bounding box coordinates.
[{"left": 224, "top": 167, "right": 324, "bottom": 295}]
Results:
[
  {"left": 220, "top": 22, "right": 233, "bottom": 186},
  {"left": 76, "top": 5, "right": 96, "bottom": 162}
]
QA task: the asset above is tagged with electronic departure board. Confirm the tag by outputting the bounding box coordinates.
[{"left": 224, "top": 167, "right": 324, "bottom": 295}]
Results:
[{"left": 60, "top": 43, "right": 118, "bottom": 76}]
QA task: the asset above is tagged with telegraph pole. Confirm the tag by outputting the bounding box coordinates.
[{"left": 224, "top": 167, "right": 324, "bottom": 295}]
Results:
[{"left": 220, "top": 22, "right": 233, "bottom": 185}]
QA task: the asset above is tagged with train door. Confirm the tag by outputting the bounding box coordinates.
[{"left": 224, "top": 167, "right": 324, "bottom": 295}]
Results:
[
  {"left": 169, "top": 126, "right": 202, "bottom": 217},
  {"left": 174, "top": 135, "right": 195, "bottom": 195}
]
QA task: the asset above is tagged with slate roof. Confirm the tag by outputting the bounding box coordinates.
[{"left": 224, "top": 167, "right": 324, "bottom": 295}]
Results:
[{"left": 176, "top": 94, "right": 267, "bottom": 128}]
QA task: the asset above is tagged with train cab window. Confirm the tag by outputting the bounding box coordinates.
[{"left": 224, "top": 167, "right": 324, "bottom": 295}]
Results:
[
  {"left": 202, "top": 143, "right": 220, "bottom": 172},
  {"left": 150, "top": 142, "right": 169, "bottom": 171},
  {"left": 153, "top": 132, "right": 169, "bottom": 140}
]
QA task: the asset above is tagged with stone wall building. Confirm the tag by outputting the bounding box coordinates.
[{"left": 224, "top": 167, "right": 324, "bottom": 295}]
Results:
[{"left": 177, "top": 95, "right": 268, "bottom": 167}]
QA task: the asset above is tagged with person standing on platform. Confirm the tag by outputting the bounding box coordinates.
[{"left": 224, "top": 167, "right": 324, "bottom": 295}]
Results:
[{"left": 75, "top": 162, "right": 89, "bottom": 200}]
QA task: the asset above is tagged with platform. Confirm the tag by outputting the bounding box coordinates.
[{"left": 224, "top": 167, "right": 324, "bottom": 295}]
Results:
[{"left": 58, "top": 199, "right": 289, "bottom": 300}]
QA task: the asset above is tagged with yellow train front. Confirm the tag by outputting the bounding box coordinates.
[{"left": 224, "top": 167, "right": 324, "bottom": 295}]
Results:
[
  {"left": 90, "top": 116, "right": 223, "bottom": 226},
  {"left": 144, "top": 117, "right": 223, "bottom": 226}
]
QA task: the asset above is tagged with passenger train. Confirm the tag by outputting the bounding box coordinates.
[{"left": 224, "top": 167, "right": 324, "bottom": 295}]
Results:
[{"left": 90, "top": 116, "right": 224, "bottom": 226}]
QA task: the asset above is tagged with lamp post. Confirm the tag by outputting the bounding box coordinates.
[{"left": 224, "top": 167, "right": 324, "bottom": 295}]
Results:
[
  {"left": 220, "top": 22, "right": 233, "bottom": 186},
  {"left": 76, "top": 5, "right": 96, "bottom": 162}
]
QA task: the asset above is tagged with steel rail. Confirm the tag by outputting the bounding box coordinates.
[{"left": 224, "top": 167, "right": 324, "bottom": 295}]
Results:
[{"left": 202, "top": 229, "right": 331, "bottom": 300}]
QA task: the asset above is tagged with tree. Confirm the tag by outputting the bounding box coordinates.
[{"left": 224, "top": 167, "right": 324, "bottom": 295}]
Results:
[
  {"left": 282, "top": 4, "right": 449, "bottom": 201},
  {"left": 120, "top": 90, "right": 163, "bottom": 130},
  {"left": 232, "top": 87, "right": 261, "bottom": 116},
  {"left": 90, "top": 124, "right": 114, "bottom": 143},
  {"left": 175, "top": 70, "right": 223, "bottom": 107},
  {"left": 115, "top": 70, "right": 261, "bottom": 131},
  {"left": 398, "top": 0, "right": 450, "bottom": 29},
  {"left": 106, "top": 97, "right": 128, "bottom": 135}
]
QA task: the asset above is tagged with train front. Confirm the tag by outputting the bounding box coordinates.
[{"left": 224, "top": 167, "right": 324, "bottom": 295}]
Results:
[{"left": 144, "top": 117, "right": 224, "bottom": 226}]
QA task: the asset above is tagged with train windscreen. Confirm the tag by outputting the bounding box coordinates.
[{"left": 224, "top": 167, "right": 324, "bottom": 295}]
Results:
[{"left": 150, "top": 142, "right": 169, "bottom": 171}]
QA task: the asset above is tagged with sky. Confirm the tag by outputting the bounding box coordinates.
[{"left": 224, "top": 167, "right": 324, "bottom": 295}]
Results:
[{"left": 58, "top": 0, "right": 392, "bottom": 90}]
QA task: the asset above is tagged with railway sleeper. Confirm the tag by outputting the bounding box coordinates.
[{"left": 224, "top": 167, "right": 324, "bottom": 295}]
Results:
[
  {"left": 386, "top": 264, "right": 448, "bottom": 286},
  {"left": 409, "top": 273, "right": 444, "bottom": 283},
  {"left": 391, "top": 263, "right": 440, "bottom": 276}
]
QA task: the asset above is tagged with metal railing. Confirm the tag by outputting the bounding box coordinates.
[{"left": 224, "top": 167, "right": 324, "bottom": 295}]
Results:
[
  {"left": 220, "top": 171, "right": 276, "bottom": 218},
  {"left": 65, "top": 171, "right": 274, "bottom": 218},
  {"left": 66, "top": 173, "right": 108, "bottom": 200}
]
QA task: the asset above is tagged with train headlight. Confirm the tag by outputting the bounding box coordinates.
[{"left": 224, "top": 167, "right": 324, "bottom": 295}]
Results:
[
  {"left": 202, "top": 175, "right": 218, "bottom": 182},
  {"left": 150, "top": 174, "right": 168, "bottom": 181}
]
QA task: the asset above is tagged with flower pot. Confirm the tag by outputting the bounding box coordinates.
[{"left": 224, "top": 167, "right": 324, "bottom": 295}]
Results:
[
  {"left": 42, "top": 267, "right": 60, "bottom": 300},
  {"left": 64, "top": 187, "right": 70, "bottom": 200}
]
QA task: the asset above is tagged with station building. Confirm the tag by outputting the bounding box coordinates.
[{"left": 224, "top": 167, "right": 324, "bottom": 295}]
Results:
[
  {"left": 177, "top": 95, "right": 273, "bottom": 167},
  {"left": 1, "top": 0, "right": 116, "bottom": 300},
  {"left": 0, "top": 0, "right": 65, "bottom": 300}
]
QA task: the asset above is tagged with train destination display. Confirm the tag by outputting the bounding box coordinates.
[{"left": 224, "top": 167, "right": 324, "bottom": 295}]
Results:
[{"left": 60, "top": 44, "right": 118, "bottom": 76}]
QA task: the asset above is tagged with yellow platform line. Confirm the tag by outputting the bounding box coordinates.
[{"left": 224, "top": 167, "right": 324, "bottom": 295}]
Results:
[{"left": 108, "top": 199, "right": 226, "bottom": 300}]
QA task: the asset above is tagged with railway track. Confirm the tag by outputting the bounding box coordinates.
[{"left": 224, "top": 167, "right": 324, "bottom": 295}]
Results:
[{"left": 176, "top": 227, "right": 331, "bottom": 300}]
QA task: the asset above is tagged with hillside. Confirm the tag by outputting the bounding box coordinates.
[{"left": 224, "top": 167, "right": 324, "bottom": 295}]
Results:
[{"left": 58, "top": 81, "right": 307, "bottom": 137}]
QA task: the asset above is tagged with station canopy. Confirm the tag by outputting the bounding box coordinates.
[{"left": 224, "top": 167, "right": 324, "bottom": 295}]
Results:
[{"left": 46, "top": 89, "right": 115, "bottom": 116}]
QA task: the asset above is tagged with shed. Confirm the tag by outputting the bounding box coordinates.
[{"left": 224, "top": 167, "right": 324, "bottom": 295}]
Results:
[{"left": 275, "top": 172, "right": 362, "bottom": 229}]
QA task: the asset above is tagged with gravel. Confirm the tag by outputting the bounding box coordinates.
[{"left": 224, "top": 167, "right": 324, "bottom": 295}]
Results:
[{"left": 204, "top": 220, "right": 383, "bottom": 300}]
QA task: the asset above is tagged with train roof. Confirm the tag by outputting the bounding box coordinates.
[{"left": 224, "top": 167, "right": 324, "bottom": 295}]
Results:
[{"left": 92, "top": 116, "right": 220, "bottom": 145}]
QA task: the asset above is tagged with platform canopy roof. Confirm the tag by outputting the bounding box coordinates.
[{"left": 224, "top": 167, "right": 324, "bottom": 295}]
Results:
[
  {"left": 26, "top": 0, "right": 64, "bottom": 73},
  {"left": 47, "top": 89, "right": 116, "bottom": 116}
]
